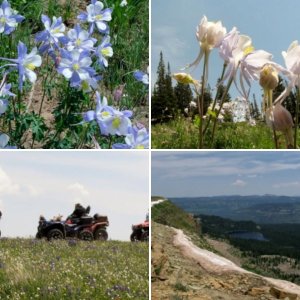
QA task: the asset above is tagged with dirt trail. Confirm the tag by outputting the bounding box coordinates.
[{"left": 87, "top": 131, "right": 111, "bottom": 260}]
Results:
[{"left": 173, "top": 228, "right": 300, "bottom": 296}]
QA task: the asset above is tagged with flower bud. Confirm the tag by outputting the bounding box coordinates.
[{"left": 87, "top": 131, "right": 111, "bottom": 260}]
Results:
[
  {"left": 173, "top": 73, "right": 195, "bottom": 84},
  {"left": 259, "top": 64, "right": 279, "bottom": 90},
  {"left": 266, "top": 104, "right": 293, "bottom": 132}
]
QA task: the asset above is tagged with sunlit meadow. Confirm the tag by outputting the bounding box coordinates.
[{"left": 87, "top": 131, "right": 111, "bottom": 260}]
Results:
[
  {"left": 152, "top": 13, "right": 300, "bottom": 149},
  {"left": 0, "top": 238, "right": 149, "bottom": 299}
]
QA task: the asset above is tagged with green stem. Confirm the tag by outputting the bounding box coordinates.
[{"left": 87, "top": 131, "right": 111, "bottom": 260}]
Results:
[
  {"left": 198, "top": 51, "right": 209, "bottom": 149},
  {"left": 295, "top": 85, "right": 299, "bottom": 149},
  {"left": 210, "top": 77, "right": 234, "bottom": 146},
  {"left": 203, "top": 63, "right": 227, "bottom": 136},
  {"left": 39, "top": 55, "right": 51, "bottom": 116}
]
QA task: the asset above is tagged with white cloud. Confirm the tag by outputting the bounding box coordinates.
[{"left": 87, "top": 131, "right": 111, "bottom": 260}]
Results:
[
  {"left": 273, "top": 181, "right": 300, "bottom": 189},
  {"left": 248, "top": 174, "right": 257, "bottom": 178},
  {"left": 0, "top": 167, "right": 20, "bottom": 195},
  {"left": 232, "top": 179, "right": 246, "bottom": 187},
  {"left": 68, "top": 183, "right": 89, "bottom": 197}
]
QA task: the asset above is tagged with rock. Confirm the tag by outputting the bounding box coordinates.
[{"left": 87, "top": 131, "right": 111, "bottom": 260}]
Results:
[
  {"left": 269, "top": 286, "right": 299, "bottom": 299},
  {"left": 247, "top": 286, "right": 269, "bottom": 296}
]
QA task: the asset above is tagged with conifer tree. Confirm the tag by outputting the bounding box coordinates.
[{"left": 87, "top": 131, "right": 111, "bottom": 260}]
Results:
[
  {"left": 164, "top": 63, "right": 177, "bottom": 117},
  {"left": 151, "top": 52, "right": 167, "bottom": 122},
  {"left": 174, "top": 82, "right": 193, "bottom": 114}
]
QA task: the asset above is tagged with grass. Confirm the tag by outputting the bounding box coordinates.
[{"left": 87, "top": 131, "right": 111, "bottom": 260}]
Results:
[
  {"left": 0, "top": 238, "right": 148, "bottom": 299},
  {"left": 1, "top": 0, "right": 148, "bottom": 148},
  {"left": 151, "top": 116, "right": 300, "bottom": 149}
]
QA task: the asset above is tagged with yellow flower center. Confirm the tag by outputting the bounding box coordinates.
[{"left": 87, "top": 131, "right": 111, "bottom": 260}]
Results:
[
  {"left": 136, "top": 145, "right": 145, "bottom": 149},
  {"left": 73, "top": 63, "right": 80, "bottom": 71},
  {"left": 101, "top": 111, "right": 110, "bottom": 117},
  {"left": 243, "top": 45, "right": 255, "bottom": 56},
  {"left": 75, "top": 39, "right": 81, "bottom": 46},
  {"left": 52, "top": 28, "right": 61, "bottom": 34},
  {"left": 112, "top": 117, "right": 121, "bottom": 129},
  {"left": 25, "top": 63, "right": 36, "bottom": 71},
  {"left": 101, "top": 48, "right": 110, "bottom": 56},
  {"left": 0, "top": 17, "right": 6, "bottom": 23},
  {"left": 81, "top": 80, "right": 89, "bottom": 91},
  {"left": 95, "top": 14, "right": 103, "bottom": 21}
]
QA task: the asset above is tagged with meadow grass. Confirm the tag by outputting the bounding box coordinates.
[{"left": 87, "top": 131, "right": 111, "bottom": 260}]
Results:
[
  {"left": 0, "top": 238, "right": 148, "bottom": 299},
  {"left": 151, "top": 117, "right": 299, "bottom": 149}
]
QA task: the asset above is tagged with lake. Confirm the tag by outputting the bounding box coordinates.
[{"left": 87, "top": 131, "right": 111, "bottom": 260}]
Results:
[{"left": 228, "top": 230, "right": 268, "bottom": 241}]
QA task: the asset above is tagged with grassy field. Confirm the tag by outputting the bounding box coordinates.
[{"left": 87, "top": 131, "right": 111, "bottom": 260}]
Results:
[
  {"left": 152, "top": 117, "right": 300, "bottom": 149},
  {"left": 0, "top": 238, "right": 148, "bottom": 299}
]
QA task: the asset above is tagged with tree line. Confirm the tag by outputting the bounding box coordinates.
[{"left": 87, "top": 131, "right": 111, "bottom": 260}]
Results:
[{"left": 152, "top": 52, "right": 298, "bottom": 124}]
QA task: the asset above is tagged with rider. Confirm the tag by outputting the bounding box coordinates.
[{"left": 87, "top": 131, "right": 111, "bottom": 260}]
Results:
[{"left": 66, "top": 204, "right": 90, "bottom": 224}]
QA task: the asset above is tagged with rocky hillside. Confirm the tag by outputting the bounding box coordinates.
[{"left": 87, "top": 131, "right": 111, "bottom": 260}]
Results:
[{"left": 151, "top": 200, "right": 300, "bottom": 300}]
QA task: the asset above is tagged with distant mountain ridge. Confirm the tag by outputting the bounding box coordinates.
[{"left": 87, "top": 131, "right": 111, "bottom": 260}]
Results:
[{"left": 170, "top": 195, "right": 300, "bottom": 224}]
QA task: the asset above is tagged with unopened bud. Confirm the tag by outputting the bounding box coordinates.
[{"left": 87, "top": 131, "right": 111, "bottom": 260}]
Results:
[
  {"left": 266, "top": 104, "right": 293, "bottom": 132},
  {"left": 259, "top": 64, "right": 279, "bottom": 90},
  {"left": 173, "top": 73, "right": 196, "bottom": 84}
]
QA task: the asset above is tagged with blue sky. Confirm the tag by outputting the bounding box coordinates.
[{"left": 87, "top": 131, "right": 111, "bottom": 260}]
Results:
[
  {"left": 151, "top": 0, "right": 300, "bottom": 105},
  {"left": 152, "top": 151, "right": 300, "bottom": 197},
  {"left": 0, "top": 152, "right": 149, "bottom": 240}
]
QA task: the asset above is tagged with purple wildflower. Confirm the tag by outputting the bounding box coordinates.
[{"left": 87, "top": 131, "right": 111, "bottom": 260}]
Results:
[
  {"left": 134, "top": 70, "right": 149, "bottom": 85},
  {"left": 96, "top": 35, "right": 113, "bottom": 68},
  {"left": 35, "top": 15, "right": 67, "bottom": 54},
  {"left": 83, "top": 91, "right": 132, "bottom": 136},
  {"left": 77, "top": 0, "right": 112, "bottom": 34},
  {"left": 0, "top": 0, "right": 24, "bottom": 35},
  {"left": 57, "top": 49, "right": 95, "bottom": 87},
  {"left": 67, "top": 24, "right": 96, "bottom": 52},
  {"left": 0, "top": 42, "right": 42, "bottom": 90},
  {"left": 112, "top": 125, "right": 149, "bottom": 149}
]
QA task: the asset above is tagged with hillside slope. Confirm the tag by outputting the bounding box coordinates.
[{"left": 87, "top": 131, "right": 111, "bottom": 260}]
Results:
[{"left": 152, "top": 200, "right": 300, "bottom": 299}]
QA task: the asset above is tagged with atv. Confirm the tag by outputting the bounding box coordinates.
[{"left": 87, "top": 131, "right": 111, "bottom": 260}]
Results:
[
  {"left": 36, "top": 211, "right": 109, "bottom": 241},
  {"left": 130, "top": 220, "right": 149, "bottom": 242}
]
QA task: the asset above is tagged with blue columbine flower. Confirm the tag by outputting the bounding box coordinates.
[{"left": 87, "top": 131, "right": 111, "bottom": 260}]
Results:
[
  {"left": 0, "top": 42, "right": 42, "bottom": 90},
  {"left": 35, "top": 15, "right": 68, "bottom": 55},
  {"left": 16, "top": 42, "right": 42, "bottom": 91},
  {"left": 83, "top": 91, "right": 114, "bottom": 134},
  {"left": 0, "top": 0, "right": 24, "bottom": 35},
  {"left": 57, "top": 49, "right": 95, "bottom": 87},
  {"left": 67, "top": 24, "right": 96, "bottom": 52},
  {"left": 0, "top": 76, "right": 15, "bottom": 115},
  {"left": 0, "top": 133, "right": 16, "bottom": 149},
  {"left": 134, "top": 70, "right": 149, "bottom": 85},
  {"left": 78, "top": 0, "right": 112, "bottom": 34},
  {"left": 96, "top": 35, "right": 113, "bottom": 68},
  {"left": 113, "top": 125, "right": 149, "bottom": 149},
  {"left": 83, "top": 91, "right": 132, "bottom": 136},
  {"left": 79, "top": 74, "right": 101, "bottom": 93}
]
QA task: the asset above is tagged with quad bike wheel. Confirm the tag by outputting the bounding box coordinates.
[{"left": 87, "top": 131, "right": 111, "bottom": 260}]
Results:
[
  {"left": 36, "top": 232, "right": 42, "bottom": 239},
  {"left": 47, "top": 229, "right": 64, "bottom": 240},
  {"left": 79, "top": 230, "right": 94, "bottom": 241},
  {"left": 94, "top": 228, "right": 108, "bottom": 241},
  {"left": 141, "top": 231, "right": 149, "bottom": 242},
  {"left": 130, "top": 231, "right": 139, "bottom": 242}
]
